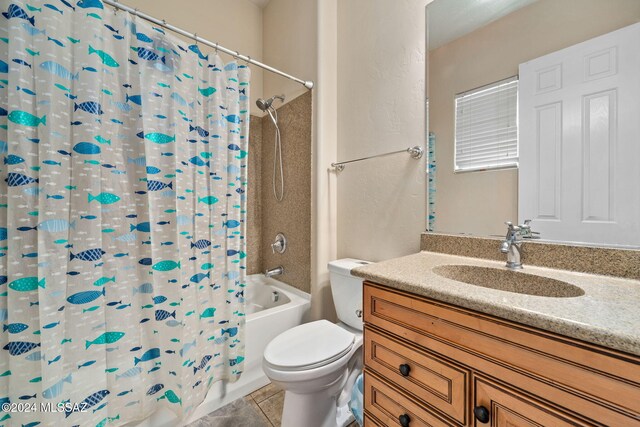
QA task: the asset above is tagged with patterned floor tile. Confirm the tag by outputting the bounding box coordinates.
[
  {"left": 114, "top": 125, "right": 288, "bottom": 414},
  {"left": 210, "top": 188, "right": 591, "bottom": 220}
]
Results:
[
  {"left": 249, "top": 382, "right": 282, "bottom": 404},
  {"left": 257, "top": 390, "right": 285, "bottom": 427},
  {"left": 186, "top": 396, "right": 270, "bottom": 427}
]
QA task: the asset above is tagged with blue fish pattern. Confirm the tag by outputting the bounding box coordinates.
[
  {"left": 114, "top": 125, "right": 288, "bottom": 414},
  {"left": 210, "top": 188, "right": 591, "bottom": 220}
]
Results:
[
  {"left": 39, "top": 60, "right": 79, "bottom": 80},
  {"left": 147, "top": 180, "right": 172, "bottom": 191},
  {"left": 4, "top": 341, "right": 40, "bottom": 356},
  {"left": 136, "top": 32, "right": 153, "bottom": 43},
  {"left": 69, "top": 248, "right": 106, "bottom": 261},
  {"left": 136, "top": 47, "right": 162, "bottom": 62},
  {"left": 72, "top": 141, "right": 101, "bottom": 154},
  {"left": 0, "top": 1, "right": 248, "bottom": 425},
  {"left": 74, "top": 101, "right": 103, "bottom": 115},
  {"left": 6, "top": 172, "right": 38, "bottom": 186},
  {"left": 66, "top": 288, "right": 105, "bottom": 304},
  {"left": 3, "top": 4, "right": 35, "bottom": 26},
  {"left": 4, "top": 322, "right": 29, "bottom": 333},
  {"left": 76, "top": 0, "right": 103, "bottom": 9},
  {"left": 4, "top": 154, "right": 24, "bottom": 164}
]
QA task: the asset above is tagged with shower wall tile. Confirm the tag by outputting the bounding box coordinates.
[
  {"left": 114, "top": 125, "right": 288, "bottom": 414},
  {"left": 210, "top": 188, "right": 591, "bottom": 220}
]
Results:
[
  {"left": 246, "top": 116, "right": 263, "bottom": 275},
  {"left": 261, "top": 92, "right": 312, "bottom": 293}
]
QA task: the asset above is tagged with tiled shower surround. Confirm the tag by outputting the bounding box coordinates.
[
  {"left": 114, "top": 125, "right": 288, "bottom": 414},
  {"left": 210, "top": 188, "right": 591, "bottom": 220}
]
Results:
[{"left": 246, "top": 92, "right": 312, "bottom": 293}]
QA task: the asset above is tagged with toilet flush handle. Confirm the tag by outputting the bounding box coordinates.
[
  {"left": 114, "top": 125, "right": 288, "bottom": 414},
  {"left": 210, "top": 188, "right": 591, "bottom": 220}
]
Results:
[{"left": 355, "top": 309, "right": 363, "bottom": 318}]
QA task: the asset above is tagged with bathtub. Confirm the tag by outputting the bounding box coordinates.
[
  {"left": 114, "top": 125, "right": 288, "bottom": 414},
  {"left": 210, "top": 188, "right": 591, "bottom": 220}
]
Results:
[{"left": 137, "top": 274, "right": 311, "bottom": 427}]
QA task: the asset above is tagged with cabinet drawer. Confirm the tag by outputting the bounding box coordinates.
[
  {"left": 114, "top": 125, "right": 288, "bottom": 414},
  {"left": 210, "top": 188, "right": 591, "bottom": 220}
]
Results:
[
  {"left": 365, "top": 372, "right": 455, "bottom": 427},
  {"left": 474, "top": 376, "right": 593, "bottom": 427},
  {"left": 365, "top": 327, "right": 468, "bottom": 425}
]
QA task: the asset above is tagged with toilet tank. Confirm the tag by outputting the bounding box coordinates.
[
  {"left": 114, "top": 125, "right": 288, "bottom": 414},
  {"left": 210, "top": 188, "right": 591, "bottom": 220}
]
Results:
[{"left": 328, "top": 258, "right": 372, "bottom": 331}]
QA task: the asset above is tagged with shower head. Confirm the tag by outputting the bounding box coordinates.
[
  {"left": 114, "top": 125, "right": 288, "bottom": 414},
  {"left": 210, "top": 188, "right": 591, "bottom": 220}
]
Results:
[{"left": 256, "top": 94, "right": 285, "bottom": 112}]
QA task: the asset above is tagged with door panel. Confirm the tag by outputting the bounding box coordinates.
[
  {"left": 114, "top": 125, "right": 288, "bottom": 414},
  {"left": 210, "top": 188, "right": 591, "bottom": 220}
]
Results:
[
  {"left": 474, "top": 377, "right": 593, "bottom": 427},
  {"left": 519, "top": 23, "right": 640, "bottom": 246}
]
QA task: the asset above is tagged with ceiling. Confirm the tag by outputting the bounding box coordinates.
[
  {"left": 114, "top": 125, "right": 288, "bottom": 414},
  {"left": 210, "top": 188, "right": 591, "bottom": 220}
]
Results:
[
  {"left": 248, "top": 0, "right": 270, "bottom": 8},
  {"left": 428, "top": 0, "right": 538, "bottom": 50}
]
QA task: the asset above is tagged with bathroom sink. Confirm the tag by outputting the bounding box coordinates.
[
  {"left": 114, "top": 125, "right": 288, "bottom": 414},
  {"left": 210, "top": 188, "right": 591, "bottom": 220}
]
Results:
[{"left": 432, "top": 265, "right": 585, "bottom": 298}]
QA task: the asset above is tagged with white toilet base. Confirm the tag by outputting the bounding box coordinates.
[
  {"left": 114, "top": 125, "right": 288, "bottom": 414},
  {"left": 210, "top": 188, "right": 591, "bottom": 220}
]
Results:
[
  {"left": 278, "top": 362, "right": 362, "bottom": 427},
  {"left": 280, "top": 391, "right": 355, "bottom": 427},
  {"left": 280, "top": 368, "right": 347, "bottom": 427}
]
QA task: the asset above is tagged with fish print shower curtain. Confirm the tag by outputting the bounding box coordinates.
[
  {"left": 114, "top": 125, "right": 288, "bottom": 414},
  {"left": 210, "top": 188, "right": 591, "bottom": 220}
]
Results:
[{"left": 0, "top": 0, "right": 250, "bottom": 425}]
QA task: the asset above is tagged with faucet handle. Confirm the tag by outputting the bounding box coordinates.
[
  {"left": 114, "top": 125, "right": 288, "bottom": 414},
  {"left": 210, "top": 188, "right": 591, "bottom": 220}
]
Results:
[
  {"left": 504, "top": 221, "right": 520, "bottom": 233},
  {"left": 271, "top": 241, "right": 283, "bottom": 254},
  {"left": 271, "top": 233, "right": 287, "bottom": 254},
  {"left": 519, "top": 219, "right": 541, "bottom": 239}
]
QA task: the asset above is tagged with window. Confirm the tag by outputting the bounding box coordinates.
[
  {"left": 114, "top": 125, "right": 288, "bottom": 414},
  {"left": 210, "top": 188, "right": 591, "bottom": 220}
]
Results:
[{"left": 454, "top": 76, "right": 518, "bottom": 171}]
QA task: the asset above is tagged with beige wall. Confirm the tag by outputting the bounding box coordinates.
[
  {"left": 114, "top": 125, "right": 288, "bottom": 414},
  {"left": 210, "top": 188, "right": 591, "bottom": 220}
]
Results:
[
  {"left": 429, "top": 0, "right": 640, "bottom": 237},
  {"left": 312, "top": 0, "right": 339, "bottom": 321},
  {"left": 336, "top": 0, "right": 430, "bottom": 263},
  {"left": 263, "top": 0, "right": 318, "bottom": 105},
  {"left": 123, "top": 0, "right": 264, "bottom": 115}
]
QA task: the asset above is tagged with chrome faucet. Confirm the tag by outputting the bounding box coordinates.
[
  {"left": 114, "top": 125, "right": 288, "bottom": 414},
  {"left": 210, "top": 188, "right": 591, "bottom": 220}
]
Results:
[
  {"left": 500, "top": 220, "right": 536, "bottom": 269},
  {"left": 264, "top": 266, "right": 284, "bottom": 278}
]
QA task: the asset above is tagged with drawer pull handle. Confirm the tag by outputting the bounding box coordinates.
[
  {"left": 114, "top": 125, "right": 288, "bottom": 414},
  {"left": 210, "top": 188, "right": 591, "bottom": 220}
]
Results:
[
  {"left": 474, "top": 406, "right": 490, "bottom": 423},
  {"left": 398, "top": 414, "right": 411, "bottom": 427},
  {"left": 399, "top": 364, "right": 411, "bottom": 377}
]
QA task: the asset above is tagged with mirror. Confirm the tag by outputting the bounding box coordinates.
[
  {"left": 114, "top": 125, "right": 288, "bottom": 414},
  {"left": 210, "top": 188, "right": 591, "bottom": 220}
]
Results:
[{"left": 426, "top": 0, "right": 640, "bottom": 247}]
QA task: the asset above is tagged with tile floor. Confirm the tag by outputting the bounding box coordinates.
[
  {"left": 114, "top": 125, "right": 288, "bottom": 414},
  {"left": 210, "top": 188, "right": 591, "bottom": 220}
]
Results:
[{"left": 188, "top": 383, "right": 357, "bottom": 427}]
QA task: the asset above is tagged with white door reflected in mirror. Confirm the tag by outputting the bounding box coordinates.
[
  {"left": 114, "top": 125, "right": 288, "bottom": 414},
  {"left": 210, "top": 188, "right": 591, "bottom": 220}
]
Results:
[{"left": 519, "top": 23, "right": 640, "bottom": 247}]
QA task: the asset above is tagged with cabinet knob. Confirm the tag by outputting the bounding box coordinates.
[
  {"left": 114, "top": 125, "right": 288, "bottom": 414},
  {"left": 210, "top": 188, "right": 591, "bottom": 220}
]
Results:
[
  {"left": 474, "top": 406, "right": 490, "bottom": 423},
  {"left": 399, "top": 363, "right": 411, "bottom": 377},
  {"left": 398, "top": 414, "right": 411, "bottom": 427}
]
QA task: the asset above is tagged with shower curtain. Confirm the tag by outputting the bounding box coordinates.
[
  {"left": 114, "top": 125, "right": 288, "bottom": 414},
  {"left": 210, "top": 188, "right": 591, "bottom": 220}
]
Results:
[{"left": 0, "top": 1, "right": 249, "bottom": 425}]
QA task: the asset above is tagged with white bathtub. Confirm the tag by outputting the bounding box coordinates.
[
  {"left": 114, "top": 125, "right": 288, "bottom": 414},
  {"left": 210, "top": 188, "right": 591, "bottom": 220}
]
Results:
[{"left": 137, "top": 274, "right": 311, "bottom": 427}]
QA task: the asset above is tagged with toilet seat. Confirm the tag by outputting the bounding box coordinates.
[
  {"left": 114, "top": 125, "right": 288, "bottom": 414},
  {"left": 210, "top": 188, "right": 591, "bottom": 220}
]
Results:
[{"left": 263, "top": 320, "right": 355, "bottom": 371}]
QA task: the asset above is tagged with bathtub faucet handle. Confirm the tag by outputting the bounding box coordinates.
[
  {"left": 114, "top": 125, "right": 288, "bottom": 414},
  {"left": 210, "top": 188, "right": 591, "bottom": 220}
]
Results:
[{"left": 271, "top": 233, "right": 287, "bottom": 254}]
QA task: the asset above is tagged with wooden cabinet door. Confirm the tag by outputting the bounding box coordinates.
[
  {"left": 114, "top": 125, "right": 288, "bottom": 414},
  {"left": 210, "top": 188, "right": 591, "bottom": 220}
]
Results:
[{"left": 474, "top": 377, "right": 593, "bottom": 427}]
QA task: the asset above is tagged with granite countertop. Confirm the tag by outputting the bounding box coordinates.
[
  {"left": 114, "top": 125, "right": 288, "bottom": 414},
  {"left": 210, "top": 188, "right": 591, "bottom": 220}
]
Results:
[{"left": 352, "top": 251, "right": 640, "bottom": 356}]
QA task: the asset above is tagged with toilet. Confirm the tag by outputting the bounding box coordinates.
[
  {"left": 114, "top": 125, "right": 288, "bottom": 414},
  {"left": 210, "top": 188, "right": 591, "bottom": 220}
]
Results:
[{"left": 262, "top": 258, "right": 370, "bottom": 427}]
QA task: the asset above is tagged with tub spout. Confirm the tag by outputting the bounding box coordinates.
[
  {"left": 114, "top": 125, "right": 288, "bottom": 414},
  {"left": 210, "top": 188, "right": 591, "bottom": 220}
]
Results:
[{"left": 264, "top": 266, "right": 284, "bottom": 278}]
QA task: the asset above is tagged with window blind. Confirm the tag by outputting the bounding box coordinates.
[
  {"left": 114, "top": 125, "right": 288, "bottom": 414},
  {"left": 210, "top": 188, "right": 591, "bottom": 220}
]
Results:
[{"left": 454, "top": 76, "right": 518, "bottom": 171}]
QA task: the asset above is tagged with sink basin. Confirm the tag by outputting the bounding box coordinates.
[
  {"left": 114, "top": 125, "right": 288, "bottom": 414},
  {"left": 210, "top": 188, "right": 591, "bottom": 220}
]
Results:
[{"left": 432, "top": 265, "right": 585, "bottom": 298}]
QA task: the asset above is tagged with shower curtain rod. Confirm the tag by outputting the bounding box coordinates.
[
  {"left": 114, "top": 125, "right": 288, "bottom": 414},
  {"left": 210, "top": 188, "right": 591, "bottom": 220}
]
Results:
[{"left": 103, "top": 0, "right": 314, "bottom": 89}]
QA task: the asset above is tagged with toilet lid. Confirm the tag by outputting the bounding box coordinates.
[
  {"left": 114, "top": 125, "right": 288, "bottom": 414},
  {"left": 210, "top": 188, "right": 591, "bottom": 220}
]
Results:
[{"left": 264, "top": 320, "right": 355, "bottom": 371}]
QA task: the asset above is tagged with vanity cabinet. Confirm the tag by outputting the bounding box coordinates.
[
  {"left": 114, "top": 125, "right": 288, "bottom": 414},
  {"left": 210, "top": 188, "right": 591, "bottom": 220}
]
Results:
[{"left": 362, "top": 282, "right": 640, "bottom": 426}]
